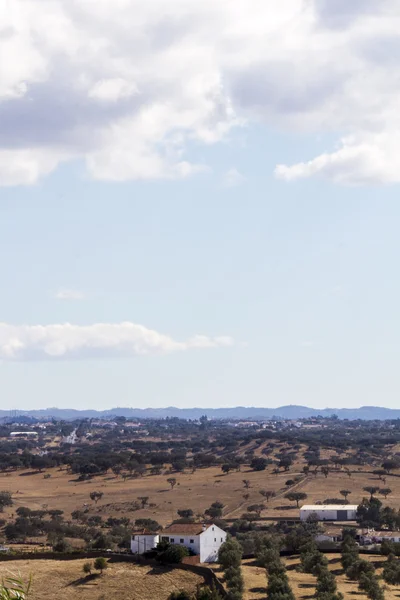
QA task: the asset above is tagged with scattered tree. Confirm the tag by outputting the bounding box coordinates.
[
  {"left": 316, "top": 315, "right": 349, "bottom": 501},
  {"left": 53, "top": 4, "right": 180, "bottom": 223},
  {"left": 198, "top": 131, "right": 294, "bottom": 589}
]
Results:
[
  {"left": 250, "top": 457, "right": 268, "bottom": 472},
  {"left": 284, "top": 492, "right": 307, "bottom": 508},
  {"left": 259, "top": 490, "right": 275, "bottom": 502},
  {"left": 340, "top": 490, "right": 351, "bottom": 501},
  {"left": 89, "top": 491, "right": 103, "bottom": 505},
  {"left": 138, "top": 496, "right": 149, "bottom": 509},
  {"left": 94, "top": 557, "right": 108, "bottom": 574},
  {"left": 321, "top": 466, "right": 330, "bottom": 478},
  {"left": 379, "top": 488, "right": 392, "bottom": 500},
  {"left": 177, "top": 509, "right": 194, "bottom": 519},
  {"left": 363, "top": 487, "right": 380, "bottom": 501},
  {"left": 247, "top": 504, "right": 265, "bottom": 517},
  {"left": 205, "top": 501, "right": 225, "bottom": 519}
]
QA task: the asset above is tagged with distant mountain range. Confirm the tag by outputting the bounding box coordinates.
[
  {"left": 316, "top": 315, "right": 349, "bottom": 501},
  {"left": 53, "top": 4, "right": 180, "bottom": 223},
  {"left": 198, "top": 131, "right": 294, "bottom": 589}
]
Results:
[{"left": 1, "top": 405, "right": 400, "bottom": 421}]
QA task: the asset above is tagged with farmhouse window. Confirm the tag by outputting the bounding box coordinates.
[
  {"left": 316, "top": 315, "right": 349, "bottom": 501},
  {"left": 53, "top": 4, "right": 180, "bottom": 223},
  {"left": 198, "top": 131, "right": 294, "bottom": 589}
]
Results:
[
  {"left": 170, "top": 538, "right": 175, "bottom": 543},
  {"left": 180, "top": 539, "right": 184, "bottom": 543},
  {"left": 190, "top": 539, "right": 194, "bottom": 543}
]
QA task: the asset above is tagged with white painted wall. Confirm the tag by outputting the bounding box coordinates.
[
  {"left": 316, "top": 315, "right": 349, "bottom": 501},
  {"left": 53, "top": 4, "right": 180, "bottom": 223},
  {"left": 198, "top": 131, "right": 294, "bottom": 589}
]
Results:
[
  {"left": 300, "top": 508, "right": 357, "bottom": 521},
  {"left": 131, "top": 534, "right": 159, "bottom": 554},
  {"left": 199, "top": 525, "right": 227, "bottom": 563},
  {"left": 161, "top": 533, "right": 201, "bottom": 556}
]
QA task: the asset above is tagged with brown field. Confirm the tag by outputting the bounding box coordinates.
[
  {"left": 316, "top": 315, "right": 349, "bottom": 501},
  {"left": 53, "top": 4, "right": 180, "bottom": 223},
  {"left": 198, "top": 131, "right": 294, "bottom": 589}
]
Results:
[
  {"left": 0, "top": 461, "right": 399, "bottom": 526},
  {"left": 228, "top": 555, "right": 400, "bottom": 600},
  {"left": 0, "top": 559, "right": 204, "bottom": 600}
]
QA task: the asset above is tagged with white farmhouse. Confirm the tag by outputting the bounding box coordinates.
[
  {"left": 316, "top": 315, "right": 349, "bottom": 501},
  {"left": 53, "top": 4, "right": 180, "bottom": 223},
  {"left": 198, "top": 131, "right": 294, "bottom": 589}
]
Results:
[
  {"left": 131, "top": 523, "right": 227, "bottom": 563},
  {"left": 300, "top": 505, "right": 358, "bottom": 522}
]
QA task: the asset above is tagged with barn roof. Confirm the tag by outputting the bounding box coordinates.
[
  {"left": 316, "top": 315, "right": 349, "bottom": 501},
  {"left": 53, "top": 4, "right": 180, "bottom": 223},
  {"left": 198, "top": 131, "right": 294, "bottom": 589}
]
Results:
[{"left": 301, "top": 505, "right": 358, "bottom": 511}]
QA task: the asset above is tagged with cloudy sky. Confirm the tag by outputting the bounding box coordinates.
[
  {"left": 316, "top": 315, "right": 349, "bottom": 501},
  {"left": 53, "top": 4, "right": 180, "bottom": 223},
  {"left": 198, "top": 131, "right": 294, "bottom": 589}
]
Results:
[{"left": 2, "top": 0, "right": 400, "bottom": 410}]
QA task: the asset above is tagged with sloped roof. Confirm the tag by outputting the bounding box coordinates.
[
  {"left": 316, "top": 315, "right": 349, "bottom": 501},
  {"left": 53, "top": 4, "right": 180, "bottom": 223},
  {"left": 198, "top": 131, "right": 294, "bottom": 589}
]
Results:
[
  {"left": 163, "top": 523, "right": 211, "bottom": 535},
  {"left": 301, "top": 505, "right": 358, "bottom": 511}
]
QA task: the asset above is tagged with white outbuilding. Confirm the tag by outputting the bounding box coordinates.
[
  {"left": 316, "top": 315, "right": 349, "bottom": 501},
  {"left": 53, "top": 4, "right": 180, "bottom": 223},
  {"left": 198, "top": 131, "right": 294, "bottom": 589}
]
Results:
[
  {"left": 300, "top": 505, "right": 358, "bottom": 522},
  {"left": 131, "top": 531, "right": 160, "bottom": 554}
]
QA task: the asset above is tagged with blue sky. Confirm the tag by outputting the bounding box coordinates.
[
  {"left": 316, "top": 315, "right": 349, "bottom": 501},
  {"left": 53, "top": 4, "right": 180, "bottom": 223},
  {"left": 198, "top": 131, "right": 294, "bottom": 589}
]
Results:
[{"left": 2, "top": 1, "right": 400, "bottom": 410}]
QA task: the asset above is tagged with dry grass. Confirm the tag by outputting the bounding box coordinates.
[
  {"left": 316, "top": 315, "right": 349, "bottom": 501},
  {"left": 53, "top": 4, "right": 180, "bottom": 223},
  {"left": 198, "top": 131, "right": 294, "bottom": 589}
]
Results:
[
  {"left": 0, "top": 460, "right": 399, "bottom": 526},
  {"left": 0, "top": 559, "right": 204, "bottom": 600},
  {"left": 239, "top": 555, "right": 400, "bottom": 600}
]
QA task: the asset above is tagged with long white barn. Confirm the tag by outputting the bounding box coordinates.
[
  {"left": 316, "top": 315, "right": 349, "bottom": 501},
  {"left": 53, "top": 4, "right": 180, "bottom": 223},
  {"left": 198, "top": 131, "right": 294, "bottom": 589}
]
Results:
[
  {"left": 131, "top": 522, "right": 227, "bottom": 563},
  {"left": 300, "top": 504, "right": 358, "bottom": 522}
]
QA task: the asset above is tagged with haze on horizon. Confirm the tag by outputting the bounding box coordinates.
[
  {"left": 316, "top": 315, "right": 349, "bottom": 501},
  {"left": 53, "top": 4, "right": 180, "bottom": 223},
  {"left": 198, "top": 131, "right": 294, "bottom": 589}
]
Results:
[{"left": 2, "top": 1, "right": 400, "bottom": 411}]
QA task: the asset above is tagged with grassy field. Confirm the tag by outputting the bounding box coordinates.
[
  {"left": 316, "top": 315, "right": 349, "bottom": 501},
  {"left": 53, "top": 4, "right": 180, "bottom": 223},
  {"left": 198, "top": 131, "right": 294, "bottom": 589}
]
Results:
[
  {"left": 0, "top": 559, "right": 204, "bottom": 600},
  {"left": 0, "top": 461, "right": 399, "bottom": 527},
  {"left": 235, "top": 555, "right": 400, "bottom": 600}
]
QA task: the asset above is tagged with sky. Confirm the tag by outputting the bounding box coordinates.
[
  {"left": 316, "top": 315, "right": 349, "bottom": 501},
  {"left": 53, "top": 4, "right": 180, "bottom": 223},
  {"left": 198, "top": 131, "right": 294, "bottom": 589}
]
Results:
[{"left": 2, "top": 0, "right": 400, "bottom": 411}]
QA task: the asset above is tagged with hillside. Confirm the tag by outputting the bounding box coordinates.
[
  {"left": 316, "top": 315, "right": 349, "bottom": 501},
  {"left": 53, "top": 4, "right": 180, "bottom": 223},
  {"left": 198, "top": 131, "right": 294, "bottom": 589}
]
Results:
[
  {"left": 0, "top": 559, "right": 204, "bottom": 600},
  {"left": 2, "top": 404, "right": 400, "bottom": 420}
]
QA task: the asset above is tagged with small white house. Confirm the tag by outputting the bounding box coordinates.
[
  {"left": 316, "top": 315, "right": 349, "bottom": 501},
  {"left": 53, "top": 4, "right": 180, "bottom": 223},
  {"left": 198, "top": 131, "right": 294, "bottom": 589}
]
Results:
[
  {"left": 359, "top": 530, "right": 400, "bottom": 545},
  {"left": 131, "top": 523, "right": 227, "bottom": 563},
  {"left": 315, "top": 528, "right": 343, "bottom": 544},
  {"left": 300, "top": 505, "right": 358, "bottom": 522},
  {"left": 131, "top": 531, "right": 160, "bottom": 554}
]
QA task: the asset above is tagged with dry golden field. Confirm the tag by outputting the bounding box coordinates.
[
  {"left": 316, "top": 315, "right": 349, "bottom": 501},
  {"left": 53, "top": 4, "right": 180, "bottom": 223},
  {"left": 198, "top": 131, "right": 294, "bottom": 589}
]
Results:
[
  {"left": 0, "top": 559, "right": 204, "bottom": 600},
  {"left": 0, "top": 461, "right": 399, "bottom": 527}
]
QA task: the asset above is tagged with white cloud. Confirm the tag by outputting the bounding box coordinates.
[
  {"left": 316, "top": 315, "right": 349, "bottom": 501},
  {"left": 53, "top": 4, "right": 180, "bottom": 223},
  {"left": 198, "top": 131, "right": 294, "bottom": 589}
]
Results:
[
  {"left": 88, "top": 78, "right": 138, "bottom": 103},
  {"left": 54, "top": 289, "right": 85, "bottom": 301},
  {"left": 0, "top": 322, "right": 234, "bottom": 360},
  {"left": 275, "top": 133, "right": 400, "bottom": 185},
  {"left": 2, "top": 0, "right": 400, "bottom": 185},
  {"left": 222, "top": 168, "right": 246, "bottom": 188}
]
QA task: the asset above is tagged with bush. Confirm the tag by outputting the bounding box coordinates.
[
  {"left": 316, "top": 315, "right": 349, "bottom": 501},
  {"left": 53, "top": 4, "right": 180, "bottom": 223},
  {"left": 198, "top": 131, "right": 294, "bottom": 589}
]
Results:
[
  {"left": 168, "top": 592, "right": 192, "bottom": 600},
  {"left": 300, "top": 547, "right": 328, "bottom": 575},
  {"left": 134, "top": 518, "right": 161, "bottom": 532},
  {"left": 250, "top": 458, "right": 268, "bottom": 471},
  {"left": 315, "top": 568, "right": 338, "bottom": 596},
  {"left": 346, "top": 559, "right": 375, "bottom": 581},
  {"left": 0, "top": 491, "right": 13, "bottom": 512},
  {"left": 53, "top": 537, "right": 71, "bottom": 553},
  {"left": 205, "top": 502, "right": 225, "bottom": 519},
  {"left": 218, "top": 539, "right": 242, "bottom": 570},
  {"left": 94, "top": 557, "right": 108, "bottom": 574},
  {"left": 224, "top": 566, "right": 244, "bottom": 593},
  {"left": 383, "top": 554, "right": 400, "bottom": 585},
  {"left": 158, "top": 544, "right": 189, "bottom": 564}
]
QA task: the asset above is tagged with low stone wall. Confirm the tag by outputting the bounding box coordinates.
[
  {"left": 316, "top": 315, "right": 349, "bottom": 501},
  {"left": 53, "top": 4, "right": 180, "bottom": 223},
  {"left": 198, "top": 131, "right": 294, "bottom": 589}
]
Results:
[
  {"left": 174, "top": 563, "right": 226, "bottom": 597},
  {"left": 182, "top": 555, "right": 201, "bottom": 566}
]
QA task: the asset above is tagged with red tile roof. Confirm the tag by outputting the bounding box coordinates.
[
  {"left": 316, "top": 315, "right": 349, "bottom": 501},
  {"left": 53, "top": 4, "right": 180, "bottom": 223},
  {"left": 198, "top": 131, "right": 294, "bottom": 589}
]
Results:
[
  {"left": 163, "top": 523, "right": 210, "bottom": 535},
  {"left": 131, "top": 530, "right": 159, "bottom": 536}
]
